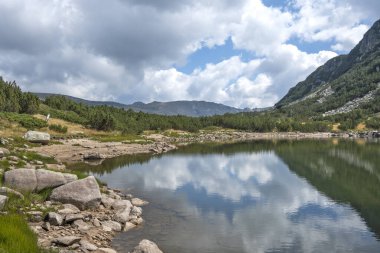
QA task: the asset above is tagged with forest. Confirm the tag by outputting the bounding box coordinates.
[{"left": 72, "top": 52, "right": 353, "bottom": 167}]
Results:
[{"left": 0, "top": 77, "right": 379, "bottom": 134}]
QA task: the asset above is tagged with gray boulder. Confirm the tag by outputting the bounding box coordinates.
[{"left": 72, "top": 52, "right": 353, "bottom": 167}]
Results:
[
  {"left": 131, "top": 240, "right": 163, "bottom": 253},
  {"left": 0, "top": 195, "right": 8, "bottom": 210},
  {"left": 101, "top": 220, "right": 122, "bottom": 232},
  {"left": 4, "top": 169, "right": 37, "bottom": 192},
  {"left": 63, "top": 173, "right": 78, "bottom": 183},
  {"left": 36, "top": 169, "right": 67, "bottom": 191},
  {"left": 0, "top": 148, "right": 10, "bottom": 158},
  {"left": 24, "top": 131, "right": 50, "bottom": 144},
  {"left": 50, "top": 176, "right": 101, "bottom": 210}
]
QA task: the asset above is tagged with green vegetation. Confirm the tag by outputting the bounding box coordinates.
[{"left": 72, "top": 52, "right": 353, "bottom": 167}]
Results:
[
  {"left": 0, "top": 112, "right": 47, "bottom": 130},
  {"left": 0, "top": 215, "right": 41, "bottom": 253},
  {"left": 48, "top": 124, "right": 68, "bottom": 133}
]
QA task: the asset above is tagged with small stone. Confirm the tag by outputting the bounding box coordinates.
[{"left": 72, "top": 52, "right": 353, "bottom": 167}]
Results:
[
  {"left": 112, "top": 199, "right": 132, "bottom": 211},
  {"left": 47, "top": 212, "right": 63, "bottom": 226},
  {"left": 80, "top": 239, "right": 98, "bottom": 251},
  {"left": 131, "top": 240, "right": 163, "bottom": 253},
  {"left": 65, "top": 213, "right": 84, "bottom": 223},
  {"left": 69, "top": 243, "right": 81, "bottom": 250},
  {"left": 101, "top": 220, "right": 122, "bottom": 232},
  {"left": 97, "top": 248, "right": 117, "bottom": 253},
  {"left": 28, "top": 211, "right": 44, "bottom": 222},
  {"left": 131, "top": 206, "right": 142, "bottom": 217},
  {"left": 42, "top": 222, "right": 51, "bottom": 231},
  {"left": 93, "top": 218, "right": 101, "bottom": 227},
  {"left": 123, "top": 222, "right": 136, "bottom": 232},
  {"left": 73, "top": 219, "right": 92, "bottom": 231},
  {"left": 58, "top": 204, "right": 81, "bottom": 214},
  {"left": 131, "top": 198, "right": 149, "bottom": 207},
  {"left": 53, "top": 236, "right": 81, "bottom": 246},
  {"left": 129, "top": 217, "right": 144, "bottom": 225}
]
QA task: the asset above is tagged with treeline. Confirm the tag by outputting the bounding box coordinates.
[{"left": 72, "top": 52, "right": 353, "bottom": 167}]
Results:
[
  {"left": 2, "top": 77, "right": 376, "bottom": 133},
  {"left": 0, "top": 77, "right": 40, "bottom": 114}
]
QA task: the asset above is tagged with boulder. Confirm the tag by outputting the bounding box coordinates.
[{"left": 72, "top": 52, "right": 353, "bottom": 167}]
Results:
[
  {"left": 0, "top": 195, "right": 8, "bottom": 210},
  {"left": 101, "top": 195, "right": 115, "bottom": 208},
  {"left": 47, "top": 212, "right": 63, "bottom": 226},
  {"left": 83, "top": 152, "right": 105, "bottom": 160},
  {"left": 50, "top": 176, "right": 101, "bottom": 210},
  {"left": 24, "top": 131, "right": 50, "bottom": 144},
  {"left": 131, "top": 240, "right": 163, "bottom": 253},
  {"left": 4, "top": 169, "right": 37, "bottom": 192},
  {"left": 131, "top": 206, "right": 142, "bottom": 217},
  {"left": 53, "top": 236, "right": 81, "bottom": 246},
  {"left": 36, "top": 169, "right": 67, "bottom": 191}
]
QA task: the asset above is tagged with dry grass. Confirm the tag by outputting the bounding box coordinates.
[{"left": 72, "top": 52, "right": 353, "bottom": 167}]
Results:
[
  {"left": 355, "top": 122, "right": 366, "bottom": 131},
  {"left": 33, "top": 114, "right": 116, "bottom": 136},
  {"left": 332, "top": 123, "right": 340, "bottom": 132},
  {"left": 0, "top": 118, "right": 27, "bottom": 137}
]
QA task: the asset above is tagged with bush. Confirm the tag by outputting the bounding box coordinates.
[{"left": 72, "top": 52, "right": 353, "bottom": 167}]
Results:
[
  {"left": 48, "top": 124, "right": 68, "bottom": 133},
  {"left": 0, "top": 112, "right": 47, "bottom": 129}
]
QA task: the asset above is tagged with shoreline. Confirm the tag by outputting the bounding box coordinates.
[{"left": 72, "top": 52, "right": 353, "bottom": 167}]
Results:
[{"left": 30, "top": 131, "right": 379, "bottom": 164}]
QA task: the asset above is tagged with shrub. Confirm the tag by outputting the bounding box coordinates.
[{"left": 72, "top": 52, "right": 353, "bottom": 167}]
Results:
[
  {"left": 48, "top": 124, "right": 68, "bottom": 133},
  {"left": 0, "top": 112, "right": 47, "bottom": 129}
]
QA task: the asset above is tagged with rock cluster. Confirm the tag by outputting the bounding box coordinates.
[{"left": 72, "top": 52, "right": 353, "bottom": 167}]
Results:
[{"left": 29, "top": 185, "right": 148, "bottom": 253}]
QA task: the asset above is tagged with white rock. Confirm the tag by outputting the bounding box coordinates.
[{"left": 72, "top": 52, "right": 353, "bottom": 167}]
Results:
[
  {"left": 0, "top": 195, "right": 8, "bottom": 210},
  {"left": 65, "top": 213, "right": 84, "bottom": 223},
  {"left": 112, "top": 199, "right": 132, "bottom": 211},
  {"left": 131, "top": 206, "right": 142, "bottom": 217},
  {"left": 113, "top": 206, "right": 132, "bottom": 224},
  {"left": 58, "top": 204, "right": 81, "bottom": 214},
  {"left": 101, "top": 195, "right": 115, "bottom": 208},
  {"left": 123, "top": 222, "right": 136, "bottom": 232},
  {"left": 73, "top": 219, "right": 92, "bottom": 231},
  {"left": 80, "top": 239, "right": 98, "bottom": 251},
  {"left": 101, "top": 220, "right": 122, "bottom": 232},
  {"left": 131, "top": 240, "right": 163, "bottom": 253},
  {"left": 131, "top": 198, "right": 149, "bottom": 207},
  {"left": 24, "top": 131, "right": 50, "bottom": 144},
  {"left": 97, "top": 248, "right": 117, "bottom": 253}
]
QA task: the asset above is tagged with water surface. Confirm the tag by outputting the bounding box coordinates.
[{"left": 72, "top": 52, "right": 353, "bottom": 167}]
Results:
[{"left": 76, "top": 139, "right": 380, "bottom": 253}]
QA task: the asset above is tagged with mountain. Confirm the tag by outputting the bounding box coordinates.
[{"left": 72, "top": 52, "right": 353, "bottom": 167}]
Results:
[
  {"left": 34, "top": 93, "right": 252, "bottom": 117},
  {"left": 276, "top": 19, "right": 380, "bottom": 117}
]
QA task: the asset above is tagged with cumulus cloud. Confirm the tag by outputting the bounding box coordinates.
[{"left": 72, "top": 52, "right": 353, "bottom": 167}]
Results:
[{"left": 0, "top": 0, "right": 378, "bottom": 108}]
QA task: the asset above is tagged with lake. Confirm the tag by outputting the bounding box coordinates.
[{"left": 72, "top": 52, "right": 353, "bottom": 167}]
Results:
[{"left": 75, "top": 139, "right": 380, "bottom": 253}]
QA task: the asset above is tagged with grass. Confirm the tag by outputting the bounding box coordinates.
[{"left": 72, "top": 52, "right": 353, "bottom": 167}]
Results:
[
  {"left": 0, "top": 215, "right": 42, "bottom": 253},
  {"left": 14, "top": 151, "right": 57, "bottom": 164}
]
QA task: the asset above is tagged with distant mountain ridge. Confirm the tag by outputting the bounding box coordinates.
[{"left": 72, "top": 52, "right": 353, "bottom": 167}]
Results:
[
  {"left": 34, "top": 93, "right": 257, "bottom": 117},
  {"left": 276, "top": 19, "right": 380, "bottom": 116}
]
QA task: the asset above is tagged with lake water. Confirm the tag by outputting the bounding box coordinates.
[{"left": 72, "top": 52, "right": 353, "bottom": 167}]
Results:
[{"left": 77, "top": 139, "right": 380, "bottom": 253}]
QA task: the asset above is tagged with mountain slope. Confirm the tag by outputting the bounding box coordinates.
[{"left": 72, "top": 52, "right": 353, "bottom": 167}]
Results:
[
  {"left": 34, "top": 93, "right": 249, "bottom": 117},
  {"left": 276, "top": 19, "right": 380, "bottom": 117}
]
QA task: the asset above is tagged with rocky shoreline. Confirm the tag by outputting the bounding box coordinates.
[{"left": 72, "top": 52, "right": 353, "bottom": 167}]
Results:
[{"left": 0, "top": 141, "right": 164, "bottom": 253}]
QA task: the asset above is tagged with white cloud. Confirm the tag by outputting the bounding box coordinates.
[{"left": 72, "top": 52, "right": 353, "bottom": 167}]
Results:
[{"left": 0, "top": 0, "right": 378, "bottom": 108}]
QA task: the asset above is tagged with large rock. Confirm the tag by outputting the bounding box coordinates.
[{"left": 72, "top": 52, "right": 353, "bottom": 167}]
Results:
[
  {"left": 0, "top": 195, "right": 8, "bottom": 210},
  {"left": 4, "top": 169, "right": 37, "bottom": 192},
  {"left": 36, "top": 169, "right": 67, "bottom": 191},
  {"left": 24, "top": 131, "right": 50, "bottom": 144},
  {"left": 101, "top": 220, "right": 122, "bottom": 232},
  {"left": 131, "top": 240, "right": 163, "bottom": 253},
  {"left": 50, "top": 176, "right": 101, "bottom": 210}
]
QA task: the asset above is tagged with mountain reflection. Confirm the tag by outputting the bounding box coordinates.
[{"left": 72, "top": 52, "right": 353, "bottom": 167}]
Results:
[{"left": 84, "top": 140, "right": 380, "bottom": 253}]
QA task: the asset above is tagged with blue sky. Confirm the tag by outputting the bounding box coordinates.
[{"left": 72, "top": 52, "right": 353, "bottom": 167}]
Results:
[{"left": 0, "top": 0, "right": 378, "bottom": 108}]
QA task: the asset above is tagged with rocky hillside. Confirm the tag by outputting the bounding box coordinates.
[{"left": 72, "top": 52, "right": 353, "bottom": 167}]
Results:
[
  {"left": 35, "top": 93, "right": 250, "bottom": 117},
  {"left": 276, "top": 19, "right": 380, "bottom": 117}
]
